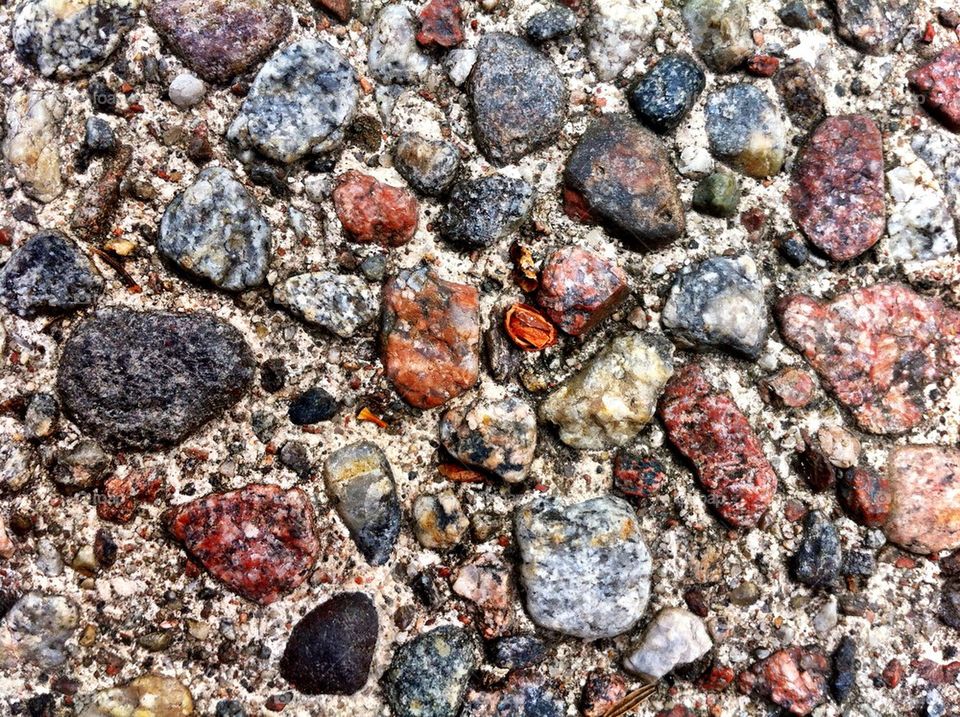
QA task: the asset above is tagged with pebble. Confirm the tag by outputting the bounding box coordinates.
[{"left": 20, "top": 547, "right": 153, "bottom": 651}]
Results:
[
  {"left": 393, "top": 133, "right": 461, "bottom": 196},
  {"left": 79, "top": 674, "right": 194, "bottom": 717},
  {"left": 628, "top": 53, "right": 706, "bottom": 134},
  {"left": 791, "top": 510, "right": 842, "bottom": 588},
  {"left": 729, "top": 580, "right": 761, "bottom": 606},
  {"left": 738, "top": 647, "right": 830, "bottom": 715},
  {"left": 797, "top": 439, "right": 839, "bottom": 492},
  {"left": 1, "top": 421, "right": 34, "bottom": 493},
  {"left": 439, "top": 176, "right": 533, "bottom": 249},
  {"left": 25, "top": 393, "right": 57, "bottom": 440},
  {"left": 834, "top": 0, "right": 916, "bottom": 54},
  {"left": 279, "top": 593, "right": 377, "bottom": 695},
  {"left": 779, "top": 0, "right": 817, "bottom": 29},
  {"left": 884, "top": 445, "right": 960, "bottom": 554},
  {"left": 778, "top": 232, "right": 810, "bottom": 267},
  {"left": 540, "top": 332, "right": 674, "bottom": 449},
  {"left": 940, "top": 579, "right": 960, "bottom": 630},
  {"left": 274, "top": 271, "right": 377, "bottom": 338},
  {"left": 467, "top": 33, "right": 567, "bottom": 166},
  {"left": 3, "top": 89, "right": 65, "bottom": 203},
  {"left": 582, "top": 0, "right": 657, "bottom": 81},
  {"left": 526, "top": 6, "right": 577, "bottom": 43},
  {"left": 659, "top": 364, "right": 777, "bottom": 528},
  {"left": 84, "top": 116, "right": 115, "bottom": 153},
  {"left": 368, "top": 5, "right": 430, "bottom": 85},
  {"left": 417, "top": 0, "right": 464, "bottom": 48},
  {"left": 692, "top": 172, "right": 740, "bottom": 217},
  {"left": 908, "top": 47, "right": 960, "bottom": 132},
  {"left": 228, "top": 39, "right": 358, "bottom": 165},
  {"left": 0, "top": 592, "right": 78, "bottom": 669},
  {"left": 580, "top": 672, "right": 627, "bottom": 717},
  {"left": 412, "top": 490, "right": 470, "bottom": 551},
  {"left": 831, "top": 636, "right": 857, "bottom": 704},
  {"left": 463, "top": 671, "right": 565, "bottom": 716},
  {"left": 56, "top": 308, "right": 255, "bottom": 449},
  {"left": 838, "top": 466, "right": 891, "bottom": 528},
  {"left": 289, "top": 387, "right": 339, "bottom": 425},
  {"left": 661, "top": 253, "right": 767, "bottom": 359},
  {"left": 451, "top": 554, "right": 518, "bottom": 638},
  {"left": 623, "top": 608, "right": 712, "bottom": 680},
  {"left": 168, "top": 72, "right": 206, "bottom": 108},
  {"left": 158, "top": 166, "right": 272, "bottom": 291},
  {"left": 333, "top": 170, "right": 419, "bottom": 247},
  {"left": 536, "top": 247, "right": 628, "bottom": 336},
  {"left": 440, "top": 395, "right": 537, "bottom": 483},
  {"left": 445, "top": 48, "right": 477, "bottom": 86},
  {"left": 71, "top": 143, "right": 132, "bottom": 243},
  {"left": 886, "top": 165, "right": 957, "bottom": 262},
  {"left": 315, "top": 0, "right": 351, "bottom": 22},
  {"left": 515, "top": 495, "right": 652, "bottom": 639},
  {"left": 564, "top": 114, "right": 684, "bottom": 250},
  {"left": 490, "top": 635, "right": 547, "bottom": 669},
  {"left": 817, "top": 425, "right": 860, "bottom": 469},
  {"left": 705, "top": 84, "right": 786, "bottom": 178},
  {"left": 323, "top": 441, "right": 401, "bottom": 566},
  {"left": 0, "top": 230, "right": 103, "bottom": 319},
  {"left": 682, "top": 0, "right": 753, "bottom": 72},
  {"left": 613, "top": 453, "right": 666, "bottom": 504},
  {"left": 774, "top": 61, "right": 826, "bottom": 132}
]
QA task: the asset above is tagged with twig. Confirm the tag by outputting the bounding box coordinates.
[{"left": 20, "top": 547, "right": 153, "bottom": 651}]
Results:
[{"left": 602, "top": 682, "right": 658, "bottom": 717}]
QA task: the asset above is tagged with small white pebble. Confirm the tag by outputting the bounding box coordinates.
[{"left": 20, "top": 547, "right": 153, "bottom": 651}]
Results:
[{"left": 168, "top": 72, "right": 206, "bottom": 109}]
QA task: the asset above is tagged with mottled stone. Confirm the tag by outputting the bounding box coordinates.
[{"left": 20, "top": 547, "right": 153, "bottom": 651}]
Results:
[
  {"left": 412, "top": 490, "right": 469, "bottom": 551},
  {"left": 776, "top": 283, "right": 960, "bottom": 434},
  {"left": 564, "top": 114, "right": 685, "bottom": 250},
  {"left": 313, "top": 0, "right": 351, "bottom": 22},
  {"left": 79, "top": 674, "right": 194, "bottom": 717},
  {"left": 886, "top": 165, "right": 957, "bottom": 262},
  {"left": 0, "top": 231, "right": 102, "bottom": 319},
  {"left": 490, "top": 635, "right": 547, "bottom": 669},
  {"left": 536, "top": 247, "right": 628, "bottom": 336},
  {"left": 909, "top": 47, "right": 960, "bottom": 132},
  {"left": 51, "top": 440, "right": 112, "bottom": 495},
  {"left": 791, "top": 510, "right": 842, "bottom": 588},
  {"left": 393, "top": 133, "right": 461, "bottom": 196},
  {"left": 462, "top": 671, "right": 565, "bottom": 717},
  {"left": 274, "top": 272, "right": 377, "bottom": 338},
  {"left": 884, "top": 445, "right": 960, "bottom": 554},
  {"left": 659, "top": 364, "right": 777, "bottom": 528},
  {"left": 0, "top": 593, "right": 78, "bottom": 669},
  {"left": 1, "top": 418, "right": 35, "bottom": 493},
  {"left": 582, "top": 0, "right": 657, "bottom": 81},
  {"left": 623, "top": 608, "right": 712, "bottom": 679},
  {"left": 323, "top": 441, "right": 400, "bottom": 565},
  {"left": 515, "top": 495, "right": 652, "bottom": 639},
  {"left": 817, "top": 425, "right": 861, "bottom": 469},
  {"left": 613, "top": 453, "right": 666, "bottom": 504},
  {"left": 628, "top": 53, "right": 706, "bottom": 134},
  {"left": 452, "top": 554, "right": 519, "bottom": 639},
  {"left": 526, "top": 6, "right": 577, "bottom": 43},
  {"left": 279, "top": 593, "right": 377, "bottom": 695},
  {"left": 831, "top": 636, "right": 857, "bottom": 704},
  {"left": 738, "top": 647, "right": 830, "bottom": 716},
  {"left": 705, "top": 84, "right": 786, "bottom": 178},
  {"left": 70, "top": 144, "right": 133, "bottom": 243},
  {"left": 774, "top": 61, "right": 826, "bottom": 132},
  {"left": 57, "top": 308, "right": 255, "bottom": 450},
  {"left": 368, "top": 5, "right": 430, "bottom": 85},
  {"left": 682, "top": 0, "right": 753, "bottom": 72},
  {"left": 84, "top": 116, "right": 115, "bottom": 153},
  {"left": 580, "top": 672, "right": 627, "bottom": 717},
  {"left": 834, "top": 0, "right": 917, "bottom": 55},
  {"left": 3, "top": 89, "right": 64, "bottom": 203},
  {"left": 417, "top": 0, "right": 464, "bottom": 48},
  {"left": 439, "top": 176, "right": 533, "bottom": 249},
  {"left": 838, "top": 466, "right": 891, "bottom": 528},
  {"left": 540, "top": 333, "right": 674, "bottom": 450},
  {"left": 333, "top": 170, "right": 419, "bottom": 247},
  {"left": 159, "top": 167, "right": 271, "bottom": 291},
  {"left": 692, "top": 172, "right": 740, "bottom": 217}
]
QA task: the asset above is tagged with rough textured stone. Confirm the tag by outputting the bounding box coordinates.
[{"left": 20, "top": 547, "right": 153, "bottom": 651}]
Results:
[
  {"left": 884, "top": 445, "right": 960, "bottom": 554},
  {"left": 886, "top": 165, "right": 957, "bottom": 262},
  {"left": 580, "top": 672, "right": 627, "bottom": 717},
  {"left": 3, "top": 89, "right": 64, "bottom": 203},
  {"left": 831, "top": 636, "right": 857, "bottom": 704},
  {"left": 582, "top": 0, "right": 657, "bottom": 81},
  {"left": 368, "top": 5, "right": 430, "bottom": 85},
  {"left": 526, "top": 6, "right": 577, "bottom": 43},
  {"left": 628, "top": 53, "right": 705, "bottom": 134},
  {"left": 838, "top": 466, "right": 891, "bottom": 528},
  {"left": 333, "top": 170, "right": 419, "bottom": 247},
  {"left": 57, "top": 308, "right": 255, "bottom": 450},
  {"left": 791, "top": 510, "right": 842, "bottom": 588},
  {"left": 908, "top": 47, "right": 960, "bottom": 132},
  {"left": 659, "top": 364, "right": 777, "bottom": 528},
  {"left": 788, "top": 115, "right": 885, "bottom": 261},
  {"left": 536, "top": 247, "right": 628, "bottom": 336},
  {"left": 623, "top": 608, "right": 712, "bottom": 679},
  {"left": 289, "top": 387, "right": 338, "bottom": 425},
  {"left": 0, "top": 418, "right": 35, "bottom": 493},
  {"left": 682, "top": 0, "right": 752, "bottom": 72},
  {"left": 490, "top": 635, "right": 547, "bottom": 670},
  {"left": 540, "top": 333, "right": 674, "bottom": 450},
  {"left": 705, "top": 84, "right": 786, "bottom": 178},
  {"left": 393, "top": 133, "right": 461, "bottom": 196},
  {"left": 762, "top": 367, "right": 816, "bottom": 408},
  {"left": 462, "top": 671, "right": 565, "bottom": 717},
  {"left": 417, "top": 0, "right": 464, "bottom": 48},
  {"left": 515, "top": 495, "right": 652, "bottom": 639},
  {"left": 774, "top": 61, "right": 826, "bottom": 132},
  {"left": 313, "top": 0, "right": 351, "bottom": 22},
  {"left": 613, "top": 453, "right": 666, "bottom": 504},
  {"left": 834, "top": 0, "right": 917, "bottom": 55},
  {"left": 439, "top": 176, "right": 533, "bottom": 249},
  {"left": 51, "top": 440, "right": 112, "bottom": 495},
  {"left": 0, "top": 593, "right": 78, "bottom": 669},
  {"left": 274, "top": 271, "right": 377, "bottom": 338},
  {"left": 80, "top": 674, "right": 194, "bottom": 717},
  {"left": 70, "top": 143, "right": 133, "bottom": 243},
  {"left": 452, "top": 554, "right": 518, "bottom": 639},
  {"left": 412, "top": 489, "right": 469, "bottom": 551},
  {"left": 738, "top": 647, "right": 830, "bottom": 715}
]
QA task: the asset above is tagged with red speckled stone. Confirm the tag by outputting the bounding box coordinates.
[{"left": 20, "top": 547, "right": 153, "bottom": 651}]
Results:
[
  {"left": 580, "top": 671, "right": 626, "bottom": 717},
  {"left": 884, "top": 444, "right": 960, "bottom": 554},
  {"left": 909, "top": 46, "right": 960, "bottom": 131},
  {"left": 333, "top": 170, "right": 419, "bottom": 248},
  {"left": 788, "top": 114, "right": 884, "bottom": 261},
  {"left": 165, "top": 483, "right": 319, "bottom": 604},
  {"left": 381, "top": 263, "right": 480, "bottom": 409},
  {"left": 536, "top": 247, "right": 628, "bottom": 336},
  {"left": 613, "top": 452, "right": 666, "bottom": 504},
  {"left": 698, "top": 663, "right": 736, "bottom": 691},
  {"left": 761, "top": 367, "right": 816, "bottom": 408},
  {"left": 776, "top": 282, "right": 960, "bottom": 435},
  {"left": 738, "top": 647, "right": 829, "bottom": 715},
  {"left": 417, "top": 0, "right": 464, "bottom": 48},
  {"left": 837, "top": 465, "right": 891, "bottom": 528},
  {"left": 658, "top": 364, "right": 777, "bottom": 528}
]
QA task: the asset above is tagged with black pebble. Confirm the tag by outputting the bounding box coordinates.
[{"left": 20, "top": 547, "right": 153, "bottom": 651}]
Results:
[
  {"left": 260, "top": 358, "right": 288, "bottom": 393},
  {"left": 526, "top": 6, "right": 577, "bottom": 43},
  {"left": 791, "top": 510, "right": 842, "bottom": 589},
  {"left": 831, "top": 635, "right": 857, "bottom": 703},
  {"left": 490, "top": 635, "right": 548, "bottom": 669},
  {"left": 288, "top": 387, "right": 339, "bottom": 425},
  {"left": 778, "top": 232, "right": 809, "bottom": 267},
  {"left": 628, "top": 54, "right": 705, "bottom": 134}
]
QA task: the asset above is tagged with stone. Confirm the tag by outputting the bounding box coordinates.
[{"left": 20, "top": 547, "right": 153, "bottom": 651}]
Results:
[
  {"left": 13, "top": 0, "right": 138, "bottom": 79},
  {"left": 24, "top": 393, "right": 57, "bottom": 440},
  {"left": 440, "top": 395, "right": 537, "bottom": 483},
  {"left": 274, "top": 272, "right": 377, "bottom": 338},
  {"left": 628, "top": 53, "right": 706, "bottom": 134},
  {"left": 776, "top": 282, "right": 960, "bottom": 434},
  {"left": 738, "top": 647, "right": 830, "bottom": 716},
  {"left": 149, "top": 0, "right": 291, "bottom": 84},
  {"left": 623, "top": 608, "right": 712, "bottom": 680},
  {"left": 817, "top": 425, "right": 860, "bottom": 469},
  {"left": 788, "top": 115, "right": 885, "bottom": 261},
  {"left": 0, "top": 592, "right": 78, "bottom": 670},
  {"left": 515, "top": 495, "right": 652, "bottom": 639},
  {"left": 0, "top": 231, "right": 103, "bottom": 319},
  {"left": 884, "top": 445, "right": 960, "bottom": 554},
  {"left": 158, "top": 167, "right": 272, "bottom": 291},
  {"left": 164, "top": 484, "right": 319, "bottom": 604},
  {"left": 279, "top": 593, "right": 377, "bottom": 695},
  {"left": 886, "top": 165, "right": 957, "bottom": 262},
  {"left": 382, "top": 626, "right": 479, "bottom": 717},
  {"left": 79, "top": 674, "right": 194, "bottom": 717},
  {"left": 682, "top": 0, "right": 753, "bottom": 72},
  {"left": 540, "top": 333, "right": 674, "bottom": 450},
  {"left": 70, "top": 144, "right": 133, "bottom": 243},
  {"left": 412, "top": 490, "right": 469, "bottom": 551},
  {"left": 582, "top": 0, "right": 658, "bottom": 81},
  {"left": 439, "top": 176, "right": 533, "bottom": 249},
  {"left": 323, "top": 441, "right": 401, "bottom": 565},
  {"left": 535, "top": 247, "right": 628, "bottom": 336},
  {"left": 613, "top": 453, "right": 666, "bottom": 503},
  {"left": 490, "top": 635, "right": 547, "bottom": 669},
  {"left": 779, "top": 0, "right": 817, "bottom": 28},
  {"left": 452, "top": 554, "right": 518, "bottom": 639},
  {"left": 838, "top": 466, "right": 891, "bottom": 528},
  {"left": 564, "top": 114, "right": 685, "bottom": 250},
  {"left": 774, "top": 61, "right": 826, "bottom": 132},
  {"left": 84, "top": 117, "right": 115, "bottom": 153},
  {"left": 778, "top": 233, "right": 810, "bottom": 267},
  {"left": 797, "top": 440, "right": 839, "bottom": 492},
  {"left": 831, "top": 636, "right": 857, "bottom": 704},
  {"left": 393, "top": 133, "right": 461, "bottom": 196},
  {"left": 51, "top": 440, "right": 112, "bottom": 495},
  {"left": 526, "top": 6, "right": 577, "bottom": 43},
  {"left": 368, "top": 5, "right": 430, "bottom": 85},
  {"left": 705, "top": 84, "right": 786, "bottom": 178},
  {"left": 941, "top": 580, "right": 960, "bottom": 630},
  {"left": 580, "top": 672, "right": 627, "bottom": 717},
  {"left": 3, "top": 89, "right": 65, "bottom": 203},
  {"left": 661, "top": 254, "right": 767, "bottom": 359},
  {"left": 909, "top": 47, "right": 960, "bottom": 132},
  {"left": 791, "top": 510, "right": 842, "bottom": 588},
  {"left": 289, "top": 387, "right": 339, "bottom": 425},
  {"left": 692, "top": 172, "right": 740, "bottom": 217},
  {"left": 313, "top": 0, "right": 351, "bottom": 22},
  {"left": 168, "top": 73, "right": 206, "bottom": 108},
  {"left": 381, "top": 264, "right": 480, "bottom": 409},
  {"left": 659, "top": 364, "right": 777, "bottom": 528},
  {"left": 834, "top": 0, "right": 916, "bottom": 55},
  {"left": 56, "top": 308, "right": 255, "bottom": 450},
  {"left": 462, "top": 671, "right": 565, "bottom": 717},
  {"left": 228, "top": 39, "right": 358, "bottom": 165},
  {"left": 417, "top": 0, "right": 464, "bottom": 48},
  {"left": 332, "top": 171, "right": 419, "bottom": 247},
  {"left": 0, "top": 419, "right": 35, "bottom": 493},
  {"left": 466, "top": 33, "right": 567, "bottom": 166}
]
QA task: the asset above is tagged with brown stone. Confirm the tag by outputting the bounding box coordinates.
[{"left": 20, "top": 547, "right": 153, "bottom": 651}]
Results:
[
  {"left": 580, "top": 671, "right": 627, "bottom": 717},
  {"left": 313, "top": 0, "right": 351, "bottom": 22},
  {"left": 535, "top": 247, "right": 628, "bottom": 336},
  {"left": 761, "top": 367, "right": 816, "bottom": 408},
  {"left": 70, "top": 145, "right": 132, "bottom": 243},
  {"left": 417, "top": 0, "right": 464, "bottom": 48},
  {"left": 908, "top": 46, "right": 960, "bottom": 132},
  {"left": 333, "top": 170, "right": 419, "bottom": 248},
  {"left": 884, "top": 445, "right": 960, "bottom": 555},
  {"left": 451, "top": 554, "right": 518, "bottom": 639}
]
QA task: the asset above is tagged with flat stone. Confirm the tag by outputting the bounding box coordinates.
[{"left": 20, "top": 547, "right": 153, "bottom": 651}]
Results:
[
  {"left": 417, "top": 0, "right": 464, "bottom": 48},
  {"left": 623, "top": 608, "right": 712, "bottom": 680},
  {"left": 451, "top": 554, "right": 519, "bottom": 639},
  {"left": 834, "top": 0, "right": 916, "bottom": 55},
  {"left": 0, "top": 592, "right": 78, "bottom": 670},
  {"left": 705, "top": 84, "right": 786, "bottom": 178},
  {"left": 148, "top": 0, "right": 292, "bottom": 84},
  {"left": 582, "top": 0, "right": 657, "bottom": 81},
  {"left": 332, "top": 170, "right": 419, "bottom": 247},
  {"left": 791, "top": 510, "right": 842, "bottom": 588},
  {"left": 56, "top": 308, "right": 255, "bottom": 450},
  {"left": 515, "top": 495, "right": 652, "bottom": 639},
  {"left": 788, "top": 115, "right": 885, "bottom": 261},
  {"left": 158, "top": 167, "right": 272, "bottom": 291},
  {"left": 682, "top": 0, "right": 752, "bottom": 72},
  {"left": 738, "top": 647, "right": 830, "bottom": 716},
  {"left": 439, "top": 176, "right": 533, "bottom": 249},
  {"left": 323, "top": 441, "right": 401, "bottom": 565},
  {"left": 79, "top": 674, "right": 194, "bottom": 717},
  {"left": 412, "top": 489, "right": 469, "bottom": 551},
  {"left": 467, "top": 33, "right": 567, "bottom": 166},
  {"left": 540, "top": 333, "right": 674, "bottom": 450},
  {"left": 884, "top": 445, "right": 960, "bottom": 554},
  {"left": 774, "top": 61, "right": 826, "bottom": 132},
  {"left": 393, "top": 132, "right": 461, "bottom": 196},
  {"left": 3, "top": 89, "right": 64, "bottom": 203},
  {"left": 368, "top": 5, "right": 430, "bottom": 85},
  {"left": 629, "top": 54, "right": 705, "bottom": 134},
  {"left": 564, "top": 114, "right": 685, "bottom": 250},
  {"left": 536, "top": 247, "right": 628, "bottom": 336},
  {"left": 909, "top": 47, "right": 960, "bottom": 132},
  {"left": 526, "top": 6, "right": 577, "bottom": 43},
  {"left": 273, "top": 271, "right": 377, "bottom": 338}
]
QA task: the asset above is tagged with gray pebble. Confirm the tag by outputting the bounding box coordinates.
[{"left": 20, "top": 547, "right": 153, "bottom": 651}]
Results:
[
  {"left": 274, "top": 272, "right": 377, "bottom": 338},
  {"left": 0, "top": 592, "right": 78, "bottom": 669},
  {"left": 705, "top": 84, "right": 786, "bottom": 178},
  {"left": 393, "top": 133, "right": 461, "bottom": 197},
  {"left": 84, "top": 116, "right": 116, "bottom": 153},
  {"left": 168, "top": 72, "right": 206, "bottom": 108},
  {"left": 439, "top": 176, "right": 533, "bottom": 249},
  {"left": 367, "top": 5, "right": 430, "bottom": 85},
  {"left": 526, "top": 6, "right": 577, "bottom": 43},
  {"left": 623, "top": 607, "right": 712, "bottom": 679}
]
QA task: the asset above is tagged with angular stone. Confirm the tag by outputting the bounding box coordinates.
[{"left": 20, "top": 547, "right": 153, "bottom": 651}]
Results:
[
  {"left": 788, "top": 115, "right": 885, "bottom": 261},
  {"left": 332, "top": 170, "right": 419, "bottom": 247},
  {"left": 884, "top": 445, "right": 960, "bottom": 554},
  {"left": 628, "top": 54, "right": 705, "bottom": 134},
  {"left": 705, "top": 84, "right": 786, "bottom": 178},
  {"left": 0, "top": 592, "right": 78, "bottom": 670},
  {"left": 159, "top": 167, "right": 271, "bottom": 291},
  {"left": 279, "top": 593, "right": 378, "bottom": 695},
  {"left": 908, "top": 47, "right": 960, "bottom": 132},
  {"left": 682, "top": 0, "right": 753, "bottom": 73},
  {"left": 393, "top": 133, "right": 461, "bottom": 196},
  {"left": 834, "top": 0, "right": 916, "bottom": 55},
  {"left": 774, "top": 61, "right": 826, "bottom": 132},
  {"left": 536, "top": 247, "right": 628, "bottom": 336},
  {"left": 368, "top": 5, "right": 430, "bottom": 85},
  {"left": 452, "top": 554, "right": 518, "bottom": 639},
  {"left": 323, "top": 441, "right": 401, "bottom": 565},
  {"left": 3, "top": 89, "right": 64, "bottom": 203},
  {"left": 149, "top": 0, "right": 290, "bottom": 85},
  {"left": 659, "top": 364, "right": 777, "bottom": 528},
  {"left": 791, "top": 510, "right": 842, "bottom": 588},
  {"left": 526, "top": 6, "right": 577, "bottom": 43},
  {"left": 540, "top": 333, "right": 674, "bottom": 450},
  {"left": 417, "top": 0, "right": 464, "bottom": 48},
  {"left": 165, "top": 484, "right": 319, "bottom": 604},
  {"left": 273, "top": 271, "right": 377, "bottom": 338},
  {"left": 583, "top": 0, "right": 657, "bottom": 81},
  {"left": 70, "top": 144, "right": 133, "bottom": 243},
  {"left": 0, "top": 231, "right": 102, "bottom": 319},
  {"left": 288, "top": 387, "right": 338, "bottom": 425},
  {"left": 228, "top": 39, "right": 358, "bottom": 165},
  {"left": 57, "top": 308, "right": 255, "bottom": 450},
  {"left": 564, "top": 114, "right": 685, "bottom": 250},
  {"left": 738, "top": 647, "right": 830, "bottom": 716},
  {"left": 467, "top": 33, "right": 567, "bottom": 166},
  {"left": 623, "top": 608, "right": 712, "bottom": 680},
  {"left": 515, "top": 495, "right": 652, "bottom": 639},
  {"left": 412, "top": 489, "right": 469, "bottom": 551},
  {"left": 381, "top": 264, "right": 480, "bottom": 409},
  {"left": 776, "top": 282, "right": 960, "bottom": 434},
  {"left": 439, "top": 176, "right": 533, "bottom": 249},
  {"left": 79, "top": 674, "right": 194, "bottom": 717},
  {"left": 838, "top": 466, "right": 891, "bottom": 528},
  {"left": 51, "top": 440, "right": 112, "bottom": 495}
]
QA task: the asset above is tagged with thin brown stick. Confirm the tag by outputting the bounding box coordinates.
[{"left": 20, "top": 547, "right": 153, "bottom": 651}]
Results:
[
  {"left": 602, "top": 683, "right": 658, "bottom": 717},
  {"left": 90, "top": 246, "right": 139, "bottom": 289}
]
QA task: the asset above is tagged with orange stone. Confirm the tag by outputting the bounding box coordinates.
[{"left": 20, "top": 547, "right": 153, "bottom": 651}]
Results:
[{"left": 333, "top": 170, "right": 419, "bottom": 247}]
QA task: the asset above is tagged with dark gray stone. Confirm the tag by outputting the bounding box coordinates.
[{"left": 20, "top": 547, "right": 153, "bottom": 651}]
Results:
[
  {"left": 273, "top": 271, "right": 377, "bottom": 337},
  {"left": 490, "top": 635, "right": 548, "bottom": 670},
  {"left": 393, "top": 133, "right": 461, "bottom": 197},
  {"left": 525, "top": 6, "right": 577, "bottom": 43},
  {"left": 84, "top": 116, "right": 115, "bottom": 153},
  {"left": 774, "top": 61, "right": 826, "bottom": 132},
  {"left": 439, "top": 176, "right": 533, "bottom": 249},
  {"left": 682, "top": 0, "right": 752, "bottom": 72},
  {"left": 834, "top": 0, "right": 917, "bottom": 55},
  {"left": 628, "top": 54, "right": 705, "bottom": 134},
  {"left": 791, "top": 510, "right": 842, "bottom": 589},
  {"left": 831, "top": 635, "right": 857, "bottom": 704},
  {"left": 288, "top": 387, "right": 339, "bottom": 425}
]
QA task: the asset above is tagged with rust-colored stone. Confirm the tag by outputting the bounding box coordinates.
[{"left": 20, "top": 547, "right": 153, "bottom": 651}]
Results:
[
  {"left": 417, "top": 0, "right": 464, "bottom": 48},
  {"left": 504, "top": 303, "right": 558, "bottom": 352},
  {"left": 837, "top": 465, "right": 891, "bottom": 528},
  {"left": 333, "top": 170, "right": 419, "bottom": 248},
  {"left": 737, "top": 647, "right": 830, "bottom": 715},
  {"left": 313, "top": 0, "right": 352, "bottom": 22},
  {"left": 908, "top": 46, "right": 960, "bottom": 131},
  {"left": 536, "top": 247, "right": 628, "bottom": 336},
  {"left": 70, "top": 145, "right": 132, "bottom": 244}
]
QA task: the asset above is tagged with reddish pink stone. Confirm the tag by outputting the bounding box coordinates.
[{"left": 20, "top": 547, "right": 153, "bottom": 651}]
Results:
[
  {"left": 776, "top": 282, "right": 960, "bottom": 434},
  {"left": 909, "top": 46, "right": 960, "bottom": 131},
  {"left": 580, "top": 671, "right": 627, "bottom": 717},
  {"left": 837, "top": 465, "right": 891, "bottom": 528},
  {"left": 333, "top": 170, "right": 419, "bottom": 248},
  {"left": 98, "top": 470, "right": 166, "bottom": 524},
  {"left": 746, "top": 54, "right": 780, "bottom": 77},
  {"left": 884, "top": 445, "right": 960, "bottom": 554},
  {"left": 761, "top": 367, "right": 816, "bottom": 408},
  {"left": 655, "top": 709, "right": 696, "bottom": 717},
  {"left": 164, "top": 483, "right": 319, "bottom": 604},
  {"left": 788, "top": 114, "right": 885, "bottom": 261},
  {"left": 613, "top": 453, "right": 666, "bottom": 504},
  {"left": 535, "top": 247, "right": 628, "bottom": 336},
  {"left": 451, "top": 554, "right": 518, "bottom": 639},
  {"left": 658, "top": 364, "right": 777, "bottom": 528},
  {"left": 737, "top": 647, "right": 830, "bottom": 716},
  {"left": 416, "top": 0, "right": 464, "bottom": 48}
]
